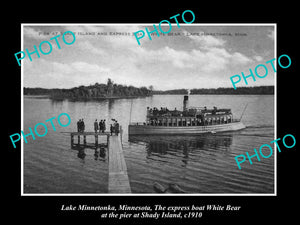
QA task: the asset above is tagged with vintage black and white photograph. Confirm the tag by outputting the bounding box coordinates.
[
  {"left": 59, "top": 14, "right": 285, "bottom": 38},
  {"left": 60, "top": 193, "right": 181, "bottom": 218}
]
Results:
[{"left": 22, "top": 24, "right": 276, "bottom": 195}]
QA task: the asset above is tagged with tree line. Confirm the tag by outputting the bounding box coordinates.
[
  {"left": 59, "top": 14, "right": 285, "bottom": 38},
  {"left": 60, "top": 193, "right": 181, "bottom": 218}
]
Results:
[
  {"left": 153, "top": 86, "right": 274, "bottom": 95},
  {"left": 24, "top": 79, "right": 153, "bottom": 100},
  {"left": 24, "top": 82, "right": 274, "bottom": 99},
  {"left": 190, "top": 86, "right": 274, "bottom": 95}
]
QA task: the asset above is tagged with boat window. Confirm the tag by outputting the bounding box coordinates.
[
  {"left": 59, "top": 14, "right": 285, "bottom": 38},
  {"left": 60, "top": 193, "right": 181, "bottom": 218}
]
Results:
[
  {"left": 168, "top": 118, "right": 172, "bottom": 126},
  {"left": 191, "top": 118, "right": 195, "bottom": 126},
  {"left": 182, "top": 118, "right": 186, "bottom": 126},
  {"left": 163, "top": 118, "right": 167, "bottom": 126},
  {"left": 207, "top": 118, "right": 210, "bottom": 125},
  {"left": 187, "top": 118, "right": 190, "bottom": 126},
  {"left": 173, "top": 118, "right": 177, "bottom": 126},
  {"left": 212, "top": 117, "right": 216, "bottom": 125}
]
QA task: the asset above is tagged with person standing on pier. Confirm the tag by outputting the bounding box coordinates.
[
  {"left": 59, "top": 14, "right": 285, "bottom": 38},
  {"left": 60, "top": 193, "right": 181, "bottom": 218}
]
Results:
[
  {"left": 94, "top": 119, "right": 99, "bottom": 132},
  {"left": 110, "top": 124, "right": 114, "bottom": 136},
  {"left": 99, "top": 120, "right": 103, "bottom": 133},
  {"left": 115, "top": 121, "right": 120, "bottom": 136},
  {"left": 77, "top": 119, "right": 81, "bottom": 132},
  {"left": 81, "top": 119, "right": 85, "bottom": 132},
  {"left": 103, "top": 119, "right": 106, "bottom": 133}
]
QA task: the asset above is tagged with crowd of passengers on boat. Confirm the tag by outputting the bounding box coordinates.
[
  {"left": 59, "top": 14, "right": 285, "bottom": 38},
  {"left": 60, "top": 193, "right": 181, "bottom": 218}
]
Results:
[{"left": 145, "top": 107, "right": 234, "bottom": 127}]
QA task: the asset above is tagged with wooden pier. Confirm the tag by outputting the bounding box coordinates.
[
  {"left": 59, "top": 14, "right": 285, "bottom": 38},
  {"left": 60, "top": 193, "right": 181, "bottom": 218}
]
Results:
[
  {"left": 108, "top": 135, "right": 131, "bottom": 193},
  {"left": 70, "top": 131, "right": 110, "bottom": 147},
  {"left": 69, "top": 128, "right": 131, "bottom": 193}
]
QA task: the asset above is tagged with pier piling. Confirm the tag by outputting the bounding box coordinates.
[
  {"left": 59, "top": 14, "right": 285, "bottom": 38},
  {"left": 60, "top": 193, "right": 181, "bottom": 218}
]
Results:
[
  {"left": 68, "top": 131, "right": 131, "bottom": 193},
  {"left": 71, "top": 134, "right": 74, "bottom": 147},
  {"left": 95, "top": 135, "right": 98, "bottom": 146},
  {"left": 84, "top": 135, "right": 86, "bottom": 145}
]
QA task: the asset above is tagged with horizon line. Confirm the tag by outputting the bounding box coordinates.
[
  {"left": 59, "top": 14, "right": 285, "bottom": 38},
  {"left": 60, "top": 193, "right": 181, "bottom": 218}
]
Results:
[{"left": 23, "top": 84, "right": 275, "bottom": 91}]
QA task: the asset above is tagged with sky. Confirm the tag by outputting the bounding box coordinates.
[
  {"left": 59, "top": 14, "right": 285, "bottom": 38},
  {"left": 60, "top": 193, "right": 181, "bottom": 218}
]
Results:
[{"left": 22, "top": 24, "right": 275, "bottom": 90}]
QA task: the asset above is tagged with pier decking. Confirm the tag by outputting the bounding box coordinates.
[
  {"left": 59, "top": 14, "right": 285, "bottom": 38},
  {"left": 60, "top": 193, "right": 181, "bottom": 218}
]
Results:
[
  {"left": 69, "top": 129, "right": 131, "bottom": 193},
  {"left": 108, "top": 135, "right": 131, "bottom": 193}
]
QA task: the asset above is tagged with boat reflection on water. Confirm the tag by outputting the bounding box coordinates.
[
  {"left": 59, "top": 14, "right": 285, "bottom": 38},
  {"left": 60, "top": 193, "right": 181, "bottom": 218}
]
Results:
[{"left": 128, "top": 133, "right": 233, "bottom": 167}]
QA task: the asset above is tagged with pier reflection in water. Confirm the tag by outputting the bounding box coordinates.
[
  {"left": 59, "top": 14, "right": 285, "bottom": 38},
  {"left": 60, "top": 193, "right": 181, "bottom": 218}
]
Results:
[{"left": 71, "top": 142, "right": 107, "bottom": 162}]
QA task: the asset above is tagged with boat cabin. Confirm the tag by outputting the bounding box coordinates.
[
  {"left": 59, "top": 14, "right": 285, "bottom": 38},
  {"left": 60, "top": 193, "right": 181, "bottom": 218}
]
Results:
[{"left": 145, "top": 106, "right": 233, "bottom": 127}]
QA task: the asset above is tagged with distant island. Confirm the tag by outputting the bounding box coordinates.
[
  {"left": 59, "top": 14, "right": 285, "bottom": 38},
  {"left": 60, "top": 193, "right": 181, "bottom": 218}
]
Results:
[
  {"left": 24, "top": 79, "right": 153, "bottom": 100},
  {"left": 154, "top": 86, "right": 274, "bottom": 95},
  {"left": 24, "top": 79, "right": 274, "bottom": 100}
]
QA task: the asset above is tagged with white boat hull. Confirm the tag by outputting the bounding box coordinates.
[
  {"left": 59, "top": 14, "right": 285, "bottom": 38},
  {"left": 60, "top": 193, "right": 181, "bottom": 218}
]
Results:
[{"left": 128, "top": 121, "right": 246, "bottom": 135}]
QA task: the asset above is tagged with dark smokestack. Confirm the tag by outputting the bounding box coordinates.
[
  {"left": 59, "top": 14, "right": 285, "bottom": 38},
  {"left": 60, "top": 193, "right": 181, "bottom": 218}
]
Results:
[{"left": 183, "top": 95, "right": 189, "bottom": 111}]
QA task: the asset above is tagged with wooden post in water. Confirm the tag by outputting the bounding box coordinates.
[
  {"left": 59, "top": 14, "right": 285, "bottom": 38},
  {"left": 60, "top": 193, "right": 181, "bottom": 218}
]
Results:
[
  {"left": 120, "top": 126, "right": 123, "bottom": 144},
  {"left": 107, "top": 134, "right": 110, "bottom": 147},
  {"left": 95, "top": 134, "right": 98, "bottom": 147},
  {"left": 71, "top": 134, "right": 74, "bottom": 147},
  {"left": 67, "top": 132, "right": 111, "bottom": 147}
]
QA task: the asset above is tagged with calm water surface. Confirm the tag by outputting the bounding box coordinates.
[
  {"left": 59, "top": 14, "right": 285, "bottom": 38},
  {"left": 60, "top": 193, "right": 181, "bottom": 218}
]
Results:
[{"left": 23, "top": 95, "right": 274, "bottom": 194}]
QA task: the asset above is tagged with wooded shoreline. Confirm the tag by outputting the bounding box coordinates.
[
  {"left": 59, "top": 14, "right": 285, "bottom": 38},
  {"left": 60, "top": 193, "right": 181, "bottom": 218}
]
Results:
[{"left": 24, "top": 79, "right": 274, "bottom": 100}]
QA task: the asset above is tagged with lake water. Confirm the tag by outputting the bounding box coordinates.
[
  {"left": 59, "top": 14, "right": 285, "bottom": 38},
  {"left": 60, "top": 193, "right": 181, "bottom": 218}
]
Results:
[{"left": 23, "top": 94, "right": 275, "bottom": 194}]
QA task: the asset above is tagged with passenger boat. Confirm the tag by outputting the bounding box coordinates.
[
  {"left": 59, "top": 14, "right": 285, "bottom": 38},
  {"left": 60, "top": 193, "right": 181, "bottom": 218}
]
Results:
[{"left": 128, "top": 95, "right": 246, "bottom": 135}]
